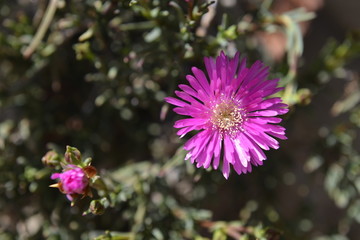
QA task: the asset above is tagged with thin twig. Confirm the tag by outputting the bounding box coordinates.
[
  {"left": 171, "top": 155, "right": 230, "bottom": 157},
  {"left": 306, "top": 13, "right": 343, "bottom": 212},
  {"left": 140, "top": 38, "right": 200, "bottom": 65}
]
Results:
[{"left": 23, "top": 0, "right": 58, "bottom": 58}]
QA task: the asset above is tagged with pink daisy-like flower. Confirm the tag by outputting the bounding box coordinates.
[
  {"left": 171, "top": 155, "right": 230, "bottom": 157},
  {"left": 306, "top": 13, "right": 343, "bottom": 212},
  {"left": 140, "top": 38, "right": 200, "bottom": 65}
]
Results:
[
  {"left": 51, "top": 165, "right": 89, "bottom": 201},
  {"left": 165, "top": 51, "right": 288, "bottom": 179}
]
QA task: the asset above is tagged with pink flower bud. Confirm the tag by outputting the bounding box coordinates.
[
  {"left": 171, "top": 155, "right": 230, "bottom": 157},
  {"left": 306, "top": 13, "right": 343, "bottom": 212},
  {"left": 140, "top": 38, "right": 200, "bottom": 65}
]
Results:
[{"left": 51, "top": 165, "right": 89, "bottom": 201}]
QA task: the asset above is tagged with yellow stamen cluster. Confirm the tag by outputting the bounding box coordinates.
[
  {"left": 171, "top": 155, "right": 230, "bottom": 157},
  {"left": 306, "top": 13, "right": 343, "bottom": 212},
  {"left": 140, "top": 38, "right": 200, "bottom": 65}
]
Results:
[{"left": 210, "top": 98, "right": 245, "bottom": 138}]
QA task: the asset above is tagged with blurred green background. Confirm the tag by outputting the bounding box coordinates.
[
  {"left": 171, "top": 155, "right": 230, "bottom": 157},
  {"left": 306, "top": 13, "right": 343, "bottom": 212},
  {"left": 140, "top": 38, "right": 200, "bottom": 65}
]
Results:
[{"left": 0, "top": 0, "right": 359, "bottom": 239}]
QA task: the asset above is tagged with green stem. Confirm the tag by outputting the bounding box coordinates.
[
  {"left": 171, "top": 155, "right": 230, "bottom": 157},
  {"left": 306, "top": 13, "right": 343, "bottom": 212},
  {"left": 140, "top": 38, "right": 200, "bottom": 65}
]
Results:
[{"left": 118, "top": 21, "right": 156, "bottom": 31}]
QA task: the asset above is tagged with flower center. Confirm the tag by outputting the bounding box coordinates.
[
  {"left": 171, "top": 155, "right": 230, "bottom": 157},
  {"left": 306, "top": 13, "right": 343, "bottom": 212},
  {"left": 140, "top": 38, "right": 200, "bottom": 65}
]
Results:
[{"left": 210, "top": 98, "right": 245, "bottom": 138}]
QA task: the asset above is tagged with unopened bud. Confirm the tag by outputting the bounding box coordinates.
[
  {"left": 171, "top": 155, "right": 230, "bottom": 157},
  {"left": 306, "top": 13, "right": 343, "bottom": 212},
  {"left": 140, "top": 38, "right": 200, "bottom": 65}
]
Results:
[
  {"left": 297, "top": 88, "right": 312, "bottom": 105},
  {"left": 64, "top": 146, "right": 81, "bottom": 164},
  {"left": 89, "top": 200, "right": 105, "bottom": 215},
  {"left": 42, "top": 150, "right": 61, "bottom": 167}
]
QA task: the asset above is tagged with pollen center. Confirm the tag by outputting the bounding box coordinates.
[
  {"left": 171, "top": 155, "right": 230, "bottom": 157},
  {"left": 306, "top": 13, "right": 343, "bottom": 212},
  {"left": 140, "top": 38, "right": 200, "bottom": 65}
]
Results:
[{"left": 210, "top": 98, "right": 245, "bottom": 138}]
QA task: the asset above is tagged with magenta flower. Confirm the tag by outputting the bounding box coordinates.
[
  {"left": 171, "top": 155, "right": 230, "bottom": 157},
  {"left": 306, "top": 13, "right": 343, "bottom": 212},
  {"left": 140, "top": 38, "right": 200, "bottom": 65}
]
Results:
[
  {"left": 165, "top": 51, "right": 288, "bottom": 179},
  {"left": 51, "top": 165, "right": 89, "bottom": 201}
]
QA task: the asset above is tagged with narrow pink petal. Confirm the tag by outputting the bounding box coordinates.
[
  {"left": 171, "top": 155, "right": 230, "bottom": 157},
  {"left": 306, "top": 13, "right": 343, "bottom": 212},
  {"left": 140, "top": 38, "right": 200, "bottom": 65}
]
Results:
[
  {"left": 248, "top": 127, "right": 280, "bottom": 150},
  {"left": 197, "top": 89, "right": 209, "bottom": 104},
  {"left": 184, "top": 130, "right": 207, "bottom": 150},
  {"left": 251, "top": 76, "right": 278, "bottom": 92},
  {"left": 243, "top": 131, "right": 270, "bottom": 150},
  {"left": 174, "top": 118, "right": 207, "bottom": 128},
  {"left": 243, "top": 67, "right": 269, "bottom": 92},
  {"left": 232, "top": 138, "right": 249, "bottom": 167},
  {"left": 233, "top": 154, "right": 252, "bottom": 174},
  {"left": 246, "top": 122, "right": 281, "bottom": 148},
  {"left": 186, "top": 75, "right": 207, "bottom": 94},
  {"left": 247, "top": 103, "right": 288, "bottom": 116},
  {"left": 212, "top": 131, "right": 222, "bottom": 170},
  {"left": 268, "top": 102, "right": 288, "bottom": 109},
  {"left": 222, "top": 158, "right": 230, "bottom": 179},
  {"left": 175, "top": 90, "right": 197, "bottom": 103},
  {"left": 263, "top": 124, "right": 286, "bottom": 135},
  {"left": 192, "top": 67, "right": 211, "bottom": 95},
  {"left": 203, "top": 132, "right": 219, "bottom": 168},
  {"left": 234, "top": 57, "right": 247, "bottom": 86},
  {"left": 173, "top": 107, "right": 191, "bottom": 116},
  {"left": 196, "top": 150, "right": 207, "bottom": 168},
  {"left": 173, "top": 105, "right": 204, "bottom": 117},
  {"left": 241, "top": 61, "right": 265, "bottom": 86},
  {"left": 220, "top": 57, "right": 230, "bottom": 86},
  {"left": 194, "top": 132, "right": 217, "bottom": 168},
  {"left": 266, "top": 104, "right": 289, "bottom": 115},
  {"left": 213, "top": 153, "right": 220, "bottom": 170},
  {"left": 267, "top": 131, "right": 287, "bottom": 140},
  {"left": 260, "top": 87, "right": 284, "bottom": 97},
  {"left": 242, "top": 79, "right": 280, "bottom": 99},
  {"left": 239, "top": 133, "right": 267, "bottom": 162},
  {"left": 51, "top": 173, "right": 60, "bottom": 179},
  {"left": 165, "top": 97, "right": 187, "bottom": 107},
  {"left": 216, "top": 52, "right": 227, "bottom": 89},
  {"left": 224, "top": 135, "right": 235, "bottom": 164},
  {"left": 247, "top": 122, "right": 286, "bottom": 136},
  {"left": 204, "top": 56, "right": 216, "bottom": 82},
  {"left": 202, "top": 149, "right": 213, "bottom": 169},
  {"left": 66, "top": 194, "right": 73, "bottom": 201},
  {"left": 178, "top": 84, "right": 198, "bottom": 98},
  {"left": 247, "top": 97, "right": 283, "bottom": 110},
  {"left": 249, "top": 117, "right": 282, "bottom": 124},
  {"left": 249, "top": 151, "right": 264, "bottom": 166},
  {"left": 228, "top": 52, "right": 240, "bottom": 82},
  {"left": 204, "top": 56, "right": 219, "bottom": 93},
  {"left": 176, "top": 125, "right": 202, "bottom": 138},
  {"left": 240, "top": 96, "right": 263, "bottom": 109},
  {"left": 187, "top": 130, "right": 212, "bottom": 161},
  {"left": 247, "top": 110, "right": 280, "bottom": 117},
  {"left": 238, "top": 57, "right": 247, "bottom": 74},
  {"left": 233, "top": 159, "right": 245, "bottom": 175}
]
